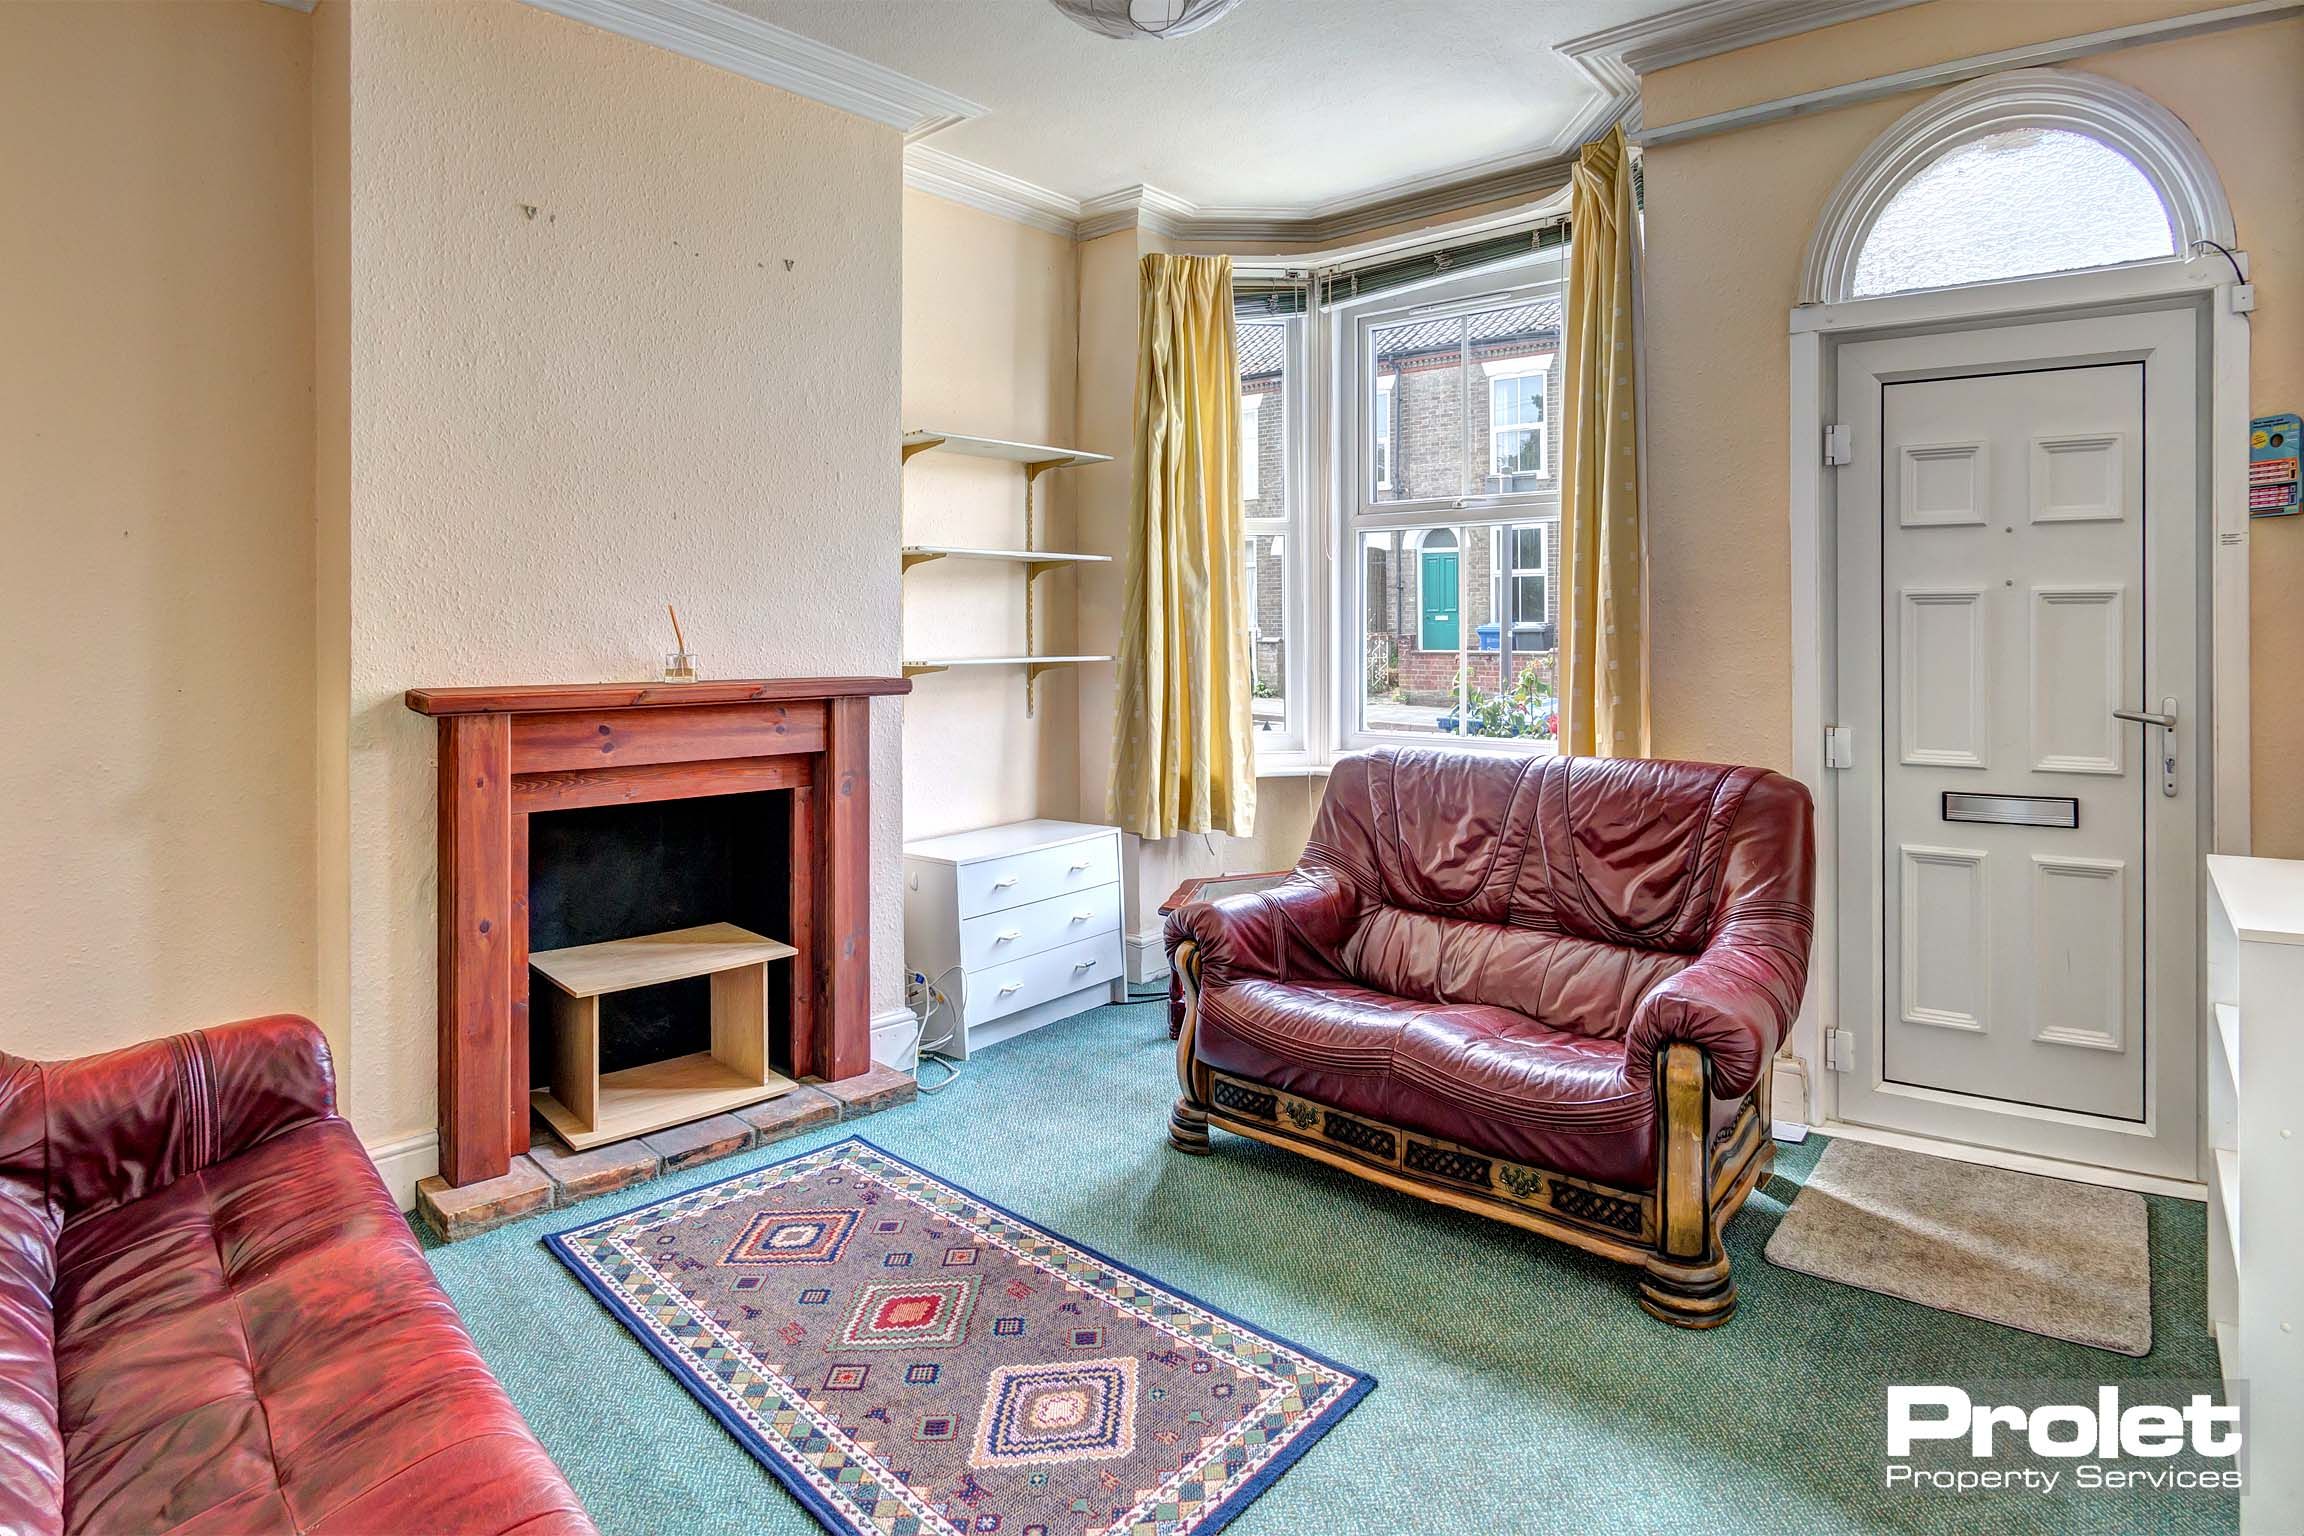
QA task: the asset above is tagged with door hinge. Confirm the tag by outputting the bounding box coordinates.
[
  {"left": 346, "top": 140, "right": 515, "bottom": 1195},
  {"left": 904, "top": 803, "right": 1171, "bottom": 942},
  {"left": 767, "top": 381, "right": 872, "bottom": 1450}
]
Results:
[
  {"left": 1823, "top": 424, "right": 1854, "bottom": 466},
  {"left": 1825, "top": 1029, "right": 1856, "bottom": 1072},
  {"left": 1824, "top": 724, "right": 1854, "bottom": 770}
]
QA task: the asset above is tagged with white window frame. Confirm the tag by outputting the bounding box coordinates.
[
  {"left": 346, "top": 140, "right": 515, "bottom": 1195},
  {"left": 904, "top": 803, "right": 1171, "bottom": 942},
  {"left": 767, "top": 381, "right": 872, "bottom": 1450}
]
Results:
[
  {"left": 1503, "top": 518, "right": 1548, "bottom": 632},
  {"left": 1332, "top": 256, "right": 1565, "bottom": 758},
  {"left": 1483, "top": 356, "right": 1551, "bottom": 484},
  {"left": 1239, "top": 392, "right": 1263, "bottom": 502},
  {"left": 1800, "top": 69, "right": 2234, "bottom": 305},
  {"left": 1371, "top": 374, "right": 1394, "bottom": 491},
  {"left": 1237, "top": 313, "right": 1309, "bottom": 762}
]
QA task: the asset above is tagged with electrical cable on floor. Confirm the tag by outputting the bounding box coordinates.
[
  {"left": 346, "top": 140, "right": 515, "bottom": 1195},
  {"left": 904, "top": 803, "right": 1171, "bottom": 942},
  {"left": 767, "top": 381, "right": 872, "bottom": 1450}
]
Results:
[
  {"left": 909, "top": 963, "right": 968, "bottom": 1094},
  {"left": 900, "top": 968, "right": 1167, "bottom": 1098}
]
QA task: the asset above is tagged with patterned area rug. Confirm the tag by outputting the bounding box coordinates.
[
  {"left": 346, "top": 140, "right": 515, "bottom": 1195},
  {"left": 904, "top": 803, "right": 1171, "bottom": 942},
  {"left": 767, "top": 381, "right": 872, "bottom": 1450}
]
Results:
[{"left": 545, "top": 1137, "right": 1373, "bottom": 1536}]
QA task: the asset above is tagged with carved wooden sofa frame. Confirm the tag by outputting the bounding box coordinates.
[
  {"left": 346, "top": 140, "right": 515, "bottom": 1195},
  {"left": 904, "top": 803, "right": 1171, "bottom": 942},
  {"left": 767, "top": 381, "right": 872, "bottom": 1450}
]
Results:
[{"left": 1167, "top": 939, "right": 1776, "bottom": 1328}]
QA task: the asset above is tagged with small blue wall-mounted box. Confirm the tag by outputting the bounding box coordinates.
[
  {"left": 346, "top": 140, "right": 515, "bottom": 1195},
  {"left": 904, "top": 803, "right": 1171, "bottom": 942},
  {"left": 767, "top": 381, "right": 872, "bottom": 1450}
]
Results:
[{"left": 2250, "top": 413, "right": 2300, "bottom": 517}]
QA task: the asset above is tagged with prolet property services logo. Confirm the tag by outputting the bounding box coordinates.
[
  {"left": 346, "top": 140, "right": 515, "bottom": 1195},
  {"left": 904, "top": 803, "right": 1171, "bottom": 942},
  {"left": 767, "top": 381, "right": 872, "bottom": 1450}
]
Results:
[{"left": 1882, "top": 1380, "right": 2245, "bottom": 1501}]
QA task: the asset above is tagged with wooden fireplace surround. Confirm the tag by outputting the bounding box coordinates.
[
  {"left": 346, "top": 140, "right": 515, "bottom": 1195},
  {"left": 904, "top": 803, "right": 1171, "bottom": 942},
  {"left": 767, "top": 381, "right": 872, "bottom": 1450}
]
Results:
[{"left": 405, "top": 676, "right": 910, "bottom": 1187}]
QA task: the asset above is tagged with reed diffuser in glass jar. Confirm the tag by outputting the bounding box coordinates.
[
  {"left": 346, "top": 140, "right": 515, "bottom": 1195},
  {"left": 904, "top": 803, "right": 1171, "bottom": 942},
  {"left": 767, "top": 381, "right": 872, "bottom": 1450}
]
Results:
[{"left": 662, "top": 604, "right": 698, "bottom": 683}]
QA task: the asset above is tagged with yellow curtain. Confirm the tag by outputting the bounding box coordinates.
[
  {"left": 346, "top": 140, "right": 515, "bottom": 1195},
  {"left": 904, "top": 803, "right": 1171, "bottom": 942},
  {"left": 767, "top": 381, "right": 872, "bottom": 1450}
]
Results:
[
  {"left": 1110, "top": 253, "right": 1256, "bottom": 840},
  {"left": 1559, "top": 125, "right": 1650, "bottom": 759}
]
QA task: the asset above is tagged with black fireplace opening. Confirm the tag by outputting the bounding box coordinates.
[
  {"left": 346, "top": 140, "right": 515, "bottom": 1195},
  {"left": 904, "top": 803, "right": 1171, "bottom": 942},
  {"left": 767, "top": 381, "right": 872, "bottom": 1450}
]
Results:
[{"left": 526, "top": 791, "right": 792, "bottom": 1078}]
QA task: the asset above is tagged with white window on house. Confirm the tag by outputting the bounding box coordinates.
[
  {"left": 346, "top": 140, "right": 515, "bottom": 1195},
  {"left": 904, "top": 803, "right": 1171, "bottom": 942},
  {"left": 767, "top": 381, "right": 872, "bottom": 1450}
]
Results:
[
  {"left": 1238, "top": 392, "right": 1262, "bottom": 502},
  {"left": 1342, "top": 257, "right": 1565, "bottom": 752},
  {"left": 1504, "top": 521, "right": 1548, "bottom": 632},
  {"left": 1485, "top": 357, "right": 1550, "bottom": 487}
]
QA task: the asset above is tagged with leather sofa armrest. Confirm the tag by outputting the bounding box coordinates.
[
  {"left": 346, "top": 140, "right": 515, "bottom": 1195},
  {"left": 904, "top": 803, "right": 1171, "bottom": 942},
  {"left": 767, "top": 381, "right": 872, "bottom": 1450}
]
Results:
[
  {"left": 27, "top": 1014, "right": 337, "bottom": 1223},
  {"left": 1623, "top": 939, "right": 1805, "bottom": 1101},
  {"left": 1163, "top": 871, "right": 1358, "bottom": 993}
]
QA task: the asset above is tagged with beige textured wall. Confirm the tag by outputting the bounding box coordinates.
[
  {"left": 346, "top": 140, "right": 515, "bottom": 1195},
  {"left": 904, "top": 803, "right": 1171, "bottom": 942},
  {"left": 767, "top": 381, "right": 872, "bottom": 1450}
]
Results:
[
  {"left": 1640, "top": 3, "right": 2304, "bottom": 858},
  {"left": 332, "top": 1, "right": 905, "bottom": 1146},
  {"left": 0, "top": 1, "right": 318, "bottom": 1061},
  {"left": 901, "top": 190, "right": 1083, "bottom": 839}
]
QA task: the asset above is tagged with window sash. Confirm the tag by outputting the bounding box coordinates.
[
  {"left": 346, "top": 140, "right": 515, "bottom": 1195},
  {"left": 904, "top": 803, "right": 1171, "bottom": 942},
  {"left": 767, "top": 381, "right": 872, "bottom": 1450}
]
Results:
[
  {"left": 1236, "top": 311, "right": 1308, "bottom": 756},
  {"left": 1351, "top": 281, "right": 1564, "bottom": 526},
  {"left": 1333, "top": 254, "right": 1565, "bottom": 757}
]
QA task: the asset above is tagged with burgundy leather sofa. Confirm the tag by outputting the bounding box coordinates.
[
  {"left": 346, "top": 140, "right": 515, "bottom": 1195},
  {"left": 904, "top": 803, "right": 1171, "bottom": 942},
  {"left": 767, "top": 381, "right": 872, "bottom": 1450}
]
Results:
[
  {"left": 1165, "top": 749, "right": 1814, "bottom": 1326},
  {"left": 0, "top": 1015, "right": 595, "bottom": 1535}
]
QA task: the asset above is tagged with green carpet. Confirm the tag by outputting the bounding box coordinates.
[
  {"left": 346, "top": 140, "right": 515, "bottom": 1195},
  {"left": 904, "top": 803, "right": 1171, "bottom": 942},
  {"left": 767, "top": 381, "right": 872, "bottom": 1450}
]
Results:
[{"left": 422, "top": 997, "right": 2232, "bottom": 1536}]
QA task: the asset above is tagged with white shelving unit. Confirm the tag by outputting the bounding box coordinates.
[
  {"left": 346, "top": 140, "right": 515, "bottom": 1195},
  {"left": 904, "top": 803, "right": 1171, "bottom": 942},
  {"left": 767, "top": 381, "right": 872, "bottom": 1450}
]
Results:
[
  {"left": 899, "top": 429, "right": 1113, "bottom": 715},
  {"left": 2203, "top": 855, "right": 2304, "bottom": 1534}
]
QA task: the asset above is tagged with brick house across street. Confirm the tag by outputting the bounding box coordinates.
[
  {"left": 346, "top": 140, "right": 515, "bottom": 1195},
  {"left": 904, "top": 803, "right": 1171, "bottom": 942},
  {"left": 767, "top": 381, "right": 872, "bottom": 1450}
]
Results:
[{"left": 1239, "top": 298, "right": 1562, "bottom": 735}]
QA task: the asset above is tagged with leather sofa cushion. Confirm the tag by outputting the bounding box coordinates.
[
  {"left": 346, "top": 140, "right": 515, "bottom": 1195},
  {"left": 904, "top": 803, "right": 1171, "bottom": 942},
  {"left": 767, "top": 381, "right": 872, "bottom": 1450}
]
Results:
[
  {"left": 1196, "top": 979, "right": 1666, "bottom": 1187},
  {"left": 51, "top": 1117, "right": 589, "bottom": 1536}
]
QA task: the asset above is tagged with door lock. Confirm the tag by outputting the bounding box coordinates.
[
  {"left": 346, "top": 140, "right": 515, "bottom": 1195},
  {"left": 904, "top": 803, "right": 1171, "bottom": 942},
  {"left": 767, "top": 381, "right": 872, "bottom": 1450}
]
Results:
[{"left": 2112, "top": 697, "right": 2179, "bottom": 797}]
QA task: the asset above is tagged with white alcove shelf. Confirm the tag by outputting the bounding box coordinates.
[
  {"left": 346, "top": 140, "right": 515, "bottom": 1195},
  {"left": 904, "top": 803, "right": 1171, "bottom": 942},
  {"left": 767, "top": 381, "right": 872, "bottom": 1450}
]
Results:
[{"left": 899, "top": 429, "right": 1114, "bottom": 716}]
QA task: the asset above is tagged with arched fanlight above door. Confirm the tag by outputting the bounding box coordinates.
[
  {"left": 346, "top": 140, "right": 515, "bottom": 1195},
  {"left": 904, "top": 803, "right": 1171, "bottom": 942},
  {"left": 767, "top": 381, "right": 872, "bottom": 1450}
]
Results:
[{"left": 1801, "top": 69, "right": 2236, "bottom": 305}]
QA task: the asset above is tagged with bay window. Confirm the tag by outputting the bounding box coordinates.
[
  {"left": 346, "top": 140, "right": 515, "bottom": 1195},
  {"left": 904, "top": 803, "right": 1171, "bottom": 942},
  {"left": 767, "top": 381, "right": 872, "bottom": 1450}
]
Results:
[{"left": 1235, "top": 228, "right": 1565, "bottom": 771}]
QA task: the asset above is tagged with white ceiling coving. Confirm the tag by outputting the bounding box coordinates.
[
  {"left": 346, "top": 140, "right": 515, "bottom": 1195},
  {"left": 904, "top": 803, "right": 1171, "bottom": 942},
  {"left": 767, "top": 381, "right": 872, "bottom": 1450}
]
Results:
[{"left": 528, "top": 0, "right": 1926, "bottom": 240}]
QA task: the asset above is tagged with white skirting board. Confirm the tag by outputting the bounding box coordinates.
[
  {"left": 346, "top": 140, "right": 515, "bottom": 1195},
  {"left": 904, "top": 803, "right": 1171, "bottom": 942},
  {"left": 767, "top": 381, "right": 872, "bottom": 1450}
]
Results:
[
  {"left": 871, "top": 1005, "right": 923, "bottom": 1074},
  {"left": 366, "top": 1005, "right": 925, "bottom": 1212},
  {"left": 366, "top": 1130, "right": 439, "bottom": 1214},
  {"left": 1125, "top": 926, "right": 1170, "bottom": 985}
]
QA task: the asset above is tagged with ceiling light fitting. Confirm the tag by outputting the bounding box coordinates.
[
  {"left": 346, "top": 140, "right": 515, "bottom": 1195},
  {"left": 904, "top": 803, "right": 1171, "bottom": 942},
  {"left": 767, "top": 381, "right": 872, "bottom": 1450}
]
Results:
[{"left": 1047, "top": 0, "right": 1245, "bottom": 42}]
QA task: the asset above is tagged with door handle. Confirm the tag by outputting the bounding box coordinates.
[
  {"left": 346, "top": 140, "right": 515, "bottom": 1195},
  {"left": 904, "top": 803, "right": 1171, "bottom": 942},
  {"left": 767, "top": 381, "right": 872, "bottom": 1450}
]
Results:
[{"left": 2112, "top": 697, "right": 2178, "bottom": 797}]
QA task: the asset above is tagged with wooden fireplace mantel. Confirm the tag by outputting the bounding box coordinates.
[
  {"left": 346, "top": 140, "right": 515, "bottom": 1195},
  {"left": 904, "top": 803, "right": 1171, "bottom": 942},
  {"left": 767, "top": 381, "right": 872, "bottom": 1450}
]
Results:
[
  {"left": 406, "top": 674, "right": 910, "bottom": 1187},
  {"left": 405, "top": 676, "right": 910, "bottom": 716}
]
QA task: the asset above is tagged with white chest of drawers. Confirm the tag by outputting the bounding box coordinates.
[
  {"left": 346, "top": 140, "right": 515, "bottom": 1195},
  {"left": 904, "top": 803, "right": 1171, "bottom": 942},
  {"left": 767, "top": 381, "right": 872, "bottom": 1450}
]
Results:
[{"left": 904, "top": 820, "right": 1127, "bottom": 1058}]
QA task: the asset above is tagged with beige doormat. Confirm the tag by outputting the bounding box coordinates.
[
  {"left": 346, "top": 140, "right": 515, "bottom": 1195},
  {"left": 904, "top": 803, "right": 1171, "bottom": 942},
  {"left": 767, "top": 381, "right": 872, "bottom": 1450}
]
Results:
[{"left": 1765, "top": 1139, "right": 2152, "bottom": 1355}]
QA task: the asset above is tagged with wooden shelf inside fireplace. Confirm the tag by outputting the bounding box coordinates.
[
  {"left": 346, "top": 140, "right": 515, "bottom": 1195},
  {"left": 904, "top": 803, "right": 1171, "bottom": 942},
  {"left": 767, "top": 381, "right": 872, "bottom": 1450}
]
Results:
[{"left": 529, "top": 922, "right": 800, "bottom": 1151}]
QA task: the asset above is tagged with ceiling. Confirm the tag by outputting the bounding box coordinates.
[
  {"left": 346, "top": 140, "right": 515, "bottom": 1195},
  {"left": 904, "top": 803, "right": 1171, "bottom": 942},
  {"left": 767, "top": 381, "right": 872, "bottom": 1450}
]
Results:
[
  {"left": 540, "top": 0, "right": 1923, "bottom": 240},
  {"left": 724, "top": 0, "right": 1694, "bottom": 214}
]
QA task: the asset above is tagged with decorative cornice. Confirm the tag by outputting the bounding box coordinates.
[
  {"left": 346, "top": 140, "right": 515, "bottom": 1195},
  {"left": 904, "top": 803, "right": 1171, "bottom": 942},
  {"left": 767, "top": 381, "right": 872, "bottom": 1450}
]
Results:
[
  {"left": 903, "top": 145, "right": 1081, "bottom": 238},
  {"left": 906, "top": 145, "right": 1583, "bottom": 248},
  {"left": 521, "top": 0, "right": 986, "bottom": 138},
  {"left": 1559, "top": 0, "right": 1926, "bottom": 79},
  {"left": 1642, "top": 0, "right": 2302, "bottom": 148},
  {"left": 522, "top": 0, "right": 1919, "bottom": 243}
]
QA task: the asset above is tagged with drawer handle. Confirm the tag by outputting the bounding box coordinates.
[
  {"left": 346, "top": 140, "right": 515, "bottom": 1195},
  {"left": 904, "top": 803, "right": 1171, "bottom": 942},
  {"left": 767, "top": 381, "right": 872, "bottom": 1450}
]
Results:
[
  {"left": 1073, "top": 959, "right": 1095, "bottom": 971},
  {"left": 1071, "top": 909, "right": 1093, "bottom": 922},
  {"left": 998, "top": 982, "right": 1022, "bottom": 995},
  {"left": 992, "top": 876, "right": 1019, "bottom": 889},
  {"left": 1069, "top": 860, "right": 1093, "bottom": 872},
  {"left": 996, "top": 929, "right": 1022, "bottom": 942}
]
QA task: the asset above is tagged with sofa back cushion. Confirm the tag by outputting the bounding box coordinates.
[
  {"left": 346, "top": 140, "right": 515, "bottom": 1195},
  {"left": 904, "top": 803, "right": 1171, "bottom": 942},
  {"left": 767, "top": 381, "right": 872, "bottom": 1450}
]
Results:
[
  {"left": 1307, "top": 749, "right": 1801, "bottom": 1039},
  {"left": 0, "top": 1058, "right": 65, "bottom": 1536}
]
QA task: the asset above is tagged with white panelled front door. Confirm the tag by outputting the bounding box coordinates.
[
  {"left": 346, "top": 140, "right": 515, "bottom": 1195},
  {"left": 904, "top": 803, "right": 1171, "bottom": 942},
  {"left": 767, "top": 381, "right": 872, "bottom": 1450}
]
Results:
[{"left": 1833, "top": 309, "right": 2201, "bottom": 1179}]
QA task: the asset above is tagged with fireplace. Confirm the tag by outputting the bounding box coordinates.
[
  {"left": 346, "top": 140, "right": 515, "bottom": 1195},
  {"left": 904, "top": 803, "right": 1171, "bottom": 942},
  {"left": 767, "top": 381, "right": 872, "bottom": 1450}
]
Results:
[{"left": 405, "top": 676, "right": 909, "bottom": 1186}]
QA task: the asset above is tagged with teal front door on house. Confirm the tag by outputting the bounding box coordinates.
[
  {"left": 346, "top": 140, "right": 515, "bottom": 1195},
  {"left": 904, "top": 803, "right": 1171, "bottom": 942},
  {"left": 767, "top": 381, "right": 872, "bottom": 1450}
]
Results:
[{"left": 1419, "top": 549, "right": 1459, "bottom": 651}]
